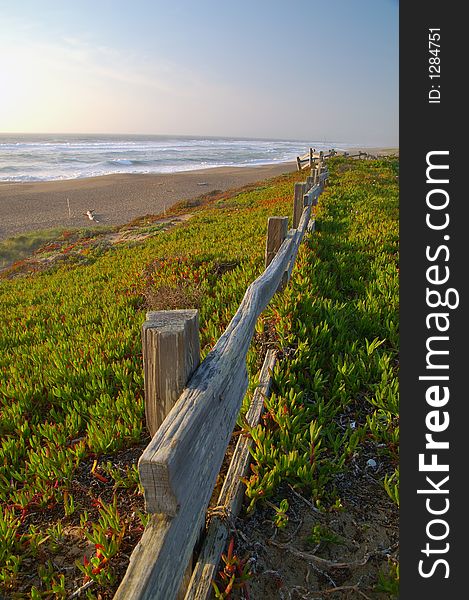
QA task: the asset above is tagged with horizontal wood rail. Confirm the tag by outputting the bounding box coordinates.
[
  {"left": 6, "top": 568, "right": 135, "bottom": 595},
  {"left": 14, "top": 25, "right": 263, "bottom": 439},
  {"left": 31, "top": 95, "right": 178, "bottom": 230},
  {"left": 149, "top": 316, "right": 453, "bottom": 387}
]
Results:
[
  {"left": 296, "top": 148, "right": 335, "bottom": 170},
  {"left": 185, "top": 348, "right": 277, "bottom": 598},
  {"left": 114, "top": 157, "right": 330, "bottom": 600},
  {"left": 296, "top": 147, "right": 380, "bottom": 170}
]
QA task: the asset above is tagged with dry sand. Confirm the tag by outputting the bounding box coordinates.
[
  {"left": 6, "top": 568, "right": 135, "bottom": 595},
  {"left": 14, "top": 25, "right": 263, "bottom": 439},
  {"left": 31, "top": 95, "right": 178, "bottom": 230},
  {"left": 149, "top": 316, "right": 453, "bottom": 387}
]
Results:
[
  {"left": 0, "top": 163, "right": 298, "bottom": 241},
  {"left": 0, "top": 148, "right": 398, "bottom": 241}
]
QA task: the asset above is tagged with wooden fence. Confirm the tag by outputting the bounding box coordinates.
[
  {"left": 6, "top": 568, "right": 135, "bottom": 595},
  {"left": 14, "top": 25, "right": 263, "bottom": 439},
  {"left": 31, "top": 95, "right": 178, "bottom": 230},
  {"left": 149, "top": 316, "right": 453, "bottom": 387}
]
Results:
[
  {"left": 114, "top": 157, "right": 330, "bottom": 600},
  {"left": 296, "top": 148, "right": 378, "bottom": 171}
]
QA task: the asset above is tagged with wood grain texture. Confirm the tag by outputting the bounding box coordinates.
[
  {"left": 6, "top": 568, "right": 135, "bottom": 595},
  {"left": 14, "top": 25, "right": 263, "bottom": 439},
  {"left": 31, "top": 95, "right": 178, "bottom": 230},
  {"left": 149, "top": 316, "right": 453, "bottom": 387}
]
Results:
[
  {"left": 312, "top": 167, "right": 319, "bottom": 186},
  {"left": 293, "top": 183, "right": 306, "bottom": 229},
  {"left": 265, "top": 216, "right": 288, "bottom": 268},
  {"left": 114, "top": 509, "right": 205, "bottom": 600},
  {"left": 304, "top": 183, "right": 321, "bottom": 207},
  {"left": 143, "top": 310, "right": 200, "bottom": 437},
  {"left": 184, "top": 349, "right": 277, "bottom": 600},
  {"left": 285, "top": 203, "right": 312, "bottom": 282},
  {"left": 319, "top": 169, "right": 328, "bottom": 192}
]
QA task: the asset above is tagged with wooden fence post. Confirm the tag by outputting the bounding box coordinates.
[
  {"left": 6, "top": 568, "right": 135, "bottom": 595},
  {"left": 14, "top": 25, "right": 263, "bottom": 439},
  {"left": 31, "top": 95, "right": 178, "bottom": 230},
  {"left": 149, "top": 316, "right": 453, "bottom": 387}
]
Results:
[
  {"left": 296, "top": 156, "right": 302, "bottom": 171},
  {"left": 293, "top": 183, "right": 306, "bottom": 229},
  {"left": 265, "top": 216, "right": 288, "bottom": 268},
  {"left": 142, "top": 310, "right": 201, "bottom": 599},
  {"left": 312, "top": 167, "right": 319, "bottom": 186},
  {"left": 309, "top": 147, "right": 314, "bottom": 168},
  {"left": 142, "top": 310, "right": 200, "bottom": 438}
]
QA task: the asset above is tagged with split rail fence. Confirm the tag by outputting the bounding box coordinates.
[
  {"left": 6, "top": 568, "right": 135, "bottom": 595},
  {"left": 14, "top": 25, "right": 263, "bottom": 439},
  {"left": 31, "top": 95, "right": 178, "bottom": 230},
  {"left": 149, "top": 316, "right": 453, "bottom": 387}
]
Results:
[
  {"left": 296, "top": 147, "right": 377, "bottom": 171},
  {"left": 114, "top": 154, "right": 330, "bottom": 600}
]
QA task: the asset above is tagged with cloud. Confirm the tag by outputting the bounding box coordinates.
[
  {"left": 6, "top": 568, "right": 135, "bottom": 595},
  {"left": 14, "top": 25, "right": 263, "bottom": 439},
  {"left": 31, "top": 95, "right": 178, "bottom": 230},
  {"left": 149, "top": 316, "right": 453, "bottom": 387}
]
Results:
[
  {"left": 1, "top": 22, "right": 213, "bottom": 99},
  {"left": 0, "top": 27, "right": 247, "bottom": 135}
]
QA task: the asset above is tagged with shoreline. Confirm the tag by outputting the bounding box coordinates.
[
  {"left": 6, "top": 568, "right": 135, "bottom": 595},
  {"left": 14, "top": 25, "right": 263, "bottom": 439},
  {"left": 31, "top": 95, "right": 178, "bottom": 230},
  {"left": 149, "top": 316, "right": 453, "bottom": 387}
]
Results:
[
  {"left": 0, "top": 162, "right": 298, "bottom": 241},
  {"left": 0, "top": 148, "right": 398, "bottom": 241}
]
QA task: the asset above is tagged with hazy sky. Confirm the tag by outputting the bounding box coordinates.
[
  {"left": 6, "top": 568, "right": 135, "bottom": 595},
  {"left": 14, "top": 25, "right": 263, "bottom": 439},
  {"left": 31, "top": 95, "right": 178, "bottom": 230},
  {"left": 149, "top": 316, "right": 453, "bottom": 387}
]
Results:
[{"left": 0, "top": 0, "right": 398, "bottom": 145}]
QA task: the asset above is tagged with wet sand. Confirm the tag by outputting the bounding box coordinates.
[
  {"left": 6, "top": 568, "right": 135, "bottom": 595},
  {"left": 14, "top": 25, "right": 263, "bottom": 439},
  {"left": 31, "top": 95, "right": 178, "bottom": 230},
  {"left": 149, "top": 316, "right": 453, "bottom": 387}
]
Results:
[{"left": 0, "top": 162, "right": 297, "bottom": 240}]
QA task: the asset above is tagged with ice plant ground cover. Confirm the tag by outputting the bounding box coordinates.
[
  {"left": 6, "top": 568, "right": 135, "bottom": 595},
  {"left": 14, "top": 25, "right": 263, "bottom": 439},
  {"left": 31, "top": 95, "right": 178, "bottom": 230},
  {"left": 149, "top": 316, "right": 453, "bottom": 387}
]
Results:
[
  {"left": 246, "top": 157, "right": 399, "bottom": 511},
  {"left": 0, "top": 156, "right": 398, "bottom": 598},
  {"left": 229, "top": 157, "right": 399, "bottom": 598}
]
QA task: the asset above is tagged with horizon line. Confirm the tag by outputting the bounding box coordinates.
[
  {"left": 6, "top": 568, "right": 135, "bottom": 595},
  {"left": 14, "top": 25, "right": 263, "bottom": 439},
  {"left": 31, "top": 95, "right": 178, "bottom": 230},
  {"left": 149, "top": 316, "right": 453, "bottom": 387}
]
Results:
[{"left": 0, "top": 131, "right": 378, "bottom": 146}]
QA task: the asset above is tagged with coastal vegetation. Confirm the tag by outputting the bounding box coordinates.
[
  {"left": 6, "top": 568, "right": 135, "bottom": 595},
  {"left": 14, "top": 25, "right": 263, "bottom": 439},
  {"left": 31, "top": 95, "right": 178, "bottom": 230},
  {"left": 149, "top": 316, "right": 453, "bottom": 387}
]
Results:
[
  {"left": 0, "top": 156, "right": 399, "bottom": 598},
  {"left": 0, "top": 227, "right": 77, "bottom": 269}
]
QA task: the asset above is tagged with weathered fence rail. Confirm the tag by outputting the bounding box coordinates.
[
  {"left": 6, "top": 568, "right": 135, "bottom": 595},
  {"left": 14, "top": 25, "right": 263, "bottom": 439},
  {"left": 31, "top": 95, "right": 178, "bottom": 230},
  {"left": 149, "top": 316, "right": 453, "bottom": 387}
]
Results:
[
  {"left": 185, "top": 348, "right": 277, "bottom": 599},
  {"left": 296, "top": 147, "right": 377, "bottom": 170},
  {"left": 114, "top": 157, "right": 330, "bottom": 600}
]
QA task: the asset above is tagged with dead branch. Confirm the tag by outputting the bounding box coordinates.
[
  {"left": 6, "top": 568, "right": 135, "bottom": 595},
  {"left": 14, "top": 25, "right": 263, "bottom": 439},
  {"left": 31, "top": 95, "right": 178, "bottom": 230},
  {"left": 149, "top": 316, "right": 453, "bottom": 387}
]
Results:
[{"left": 268, "top": 539, "right": 369, "bottom": 570}]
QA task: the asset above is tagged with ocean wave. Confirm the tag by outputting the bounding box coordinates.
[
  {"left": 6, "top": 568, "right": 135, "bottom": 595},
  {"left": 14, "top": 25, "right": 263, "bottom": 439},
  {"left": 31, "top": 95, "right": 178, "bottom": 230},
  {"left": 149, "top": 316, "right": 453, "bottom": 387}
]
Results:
[
  {"left": 0, "top": 134, "right": 354, "bottom": 182},
  {"left": 109, "top": 158, "right": 134, "bottom": 166}
]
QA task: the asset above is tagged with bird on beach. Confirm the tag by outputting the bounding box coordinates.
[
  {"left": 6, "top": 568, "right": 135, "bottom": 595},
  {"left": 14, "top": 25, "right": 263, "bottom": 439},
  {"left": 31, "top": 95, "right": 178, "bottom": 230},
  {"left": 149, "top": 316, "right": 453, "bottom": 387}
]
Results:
[{"left": 84, "top": 210, "right": 99, "bottom": 223}]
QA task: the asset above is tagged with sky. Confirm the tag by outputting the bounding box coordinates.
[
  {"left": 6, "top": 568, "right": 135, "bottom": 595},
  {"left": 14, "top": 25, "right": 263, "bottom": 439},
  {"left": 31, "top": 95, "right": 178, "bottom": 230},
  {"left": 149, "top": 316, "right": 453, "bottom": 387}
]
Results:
[{"left": 0, "top": 0, "right": 398, "bottom": 145}]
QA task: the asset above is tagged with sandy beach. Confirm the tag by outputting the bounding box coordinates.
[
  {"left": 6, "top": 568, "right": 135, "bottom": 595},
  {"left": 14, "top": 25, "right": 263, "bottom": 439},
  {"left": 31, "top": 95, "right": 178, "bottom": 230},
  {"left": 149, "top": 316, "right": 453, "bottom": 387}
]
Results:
[
  {"left": 0, "top": 162, "right": 299, "bottom": 241},
  {"left": 0, "top": 148, "right": 398, "bottom": 241}
]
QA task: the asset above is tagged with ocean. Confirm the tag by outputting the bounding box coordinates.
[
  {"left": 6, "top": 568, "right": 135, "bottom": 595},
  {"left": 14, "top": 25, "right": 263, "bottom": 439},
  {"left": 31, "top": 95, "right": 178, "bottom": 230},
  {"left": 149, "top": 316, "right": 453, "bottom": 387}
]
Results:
[{"left": 0, "top": 134, "right": 360, "bottom": 183}]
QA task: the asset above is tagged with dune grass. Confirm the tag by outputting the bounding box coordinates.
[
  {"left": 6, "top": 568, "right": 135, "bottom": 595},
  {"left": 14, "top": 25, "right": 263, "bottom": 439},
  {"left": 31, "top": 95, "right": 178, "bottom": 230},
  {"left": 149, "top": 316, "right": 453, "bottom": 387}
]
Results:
[
  {"left": 0, "top": 229, "right": 67, "bottom": 268},
  {"left": 0, "top": 226, "right": 117, "bottom": 270}
]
